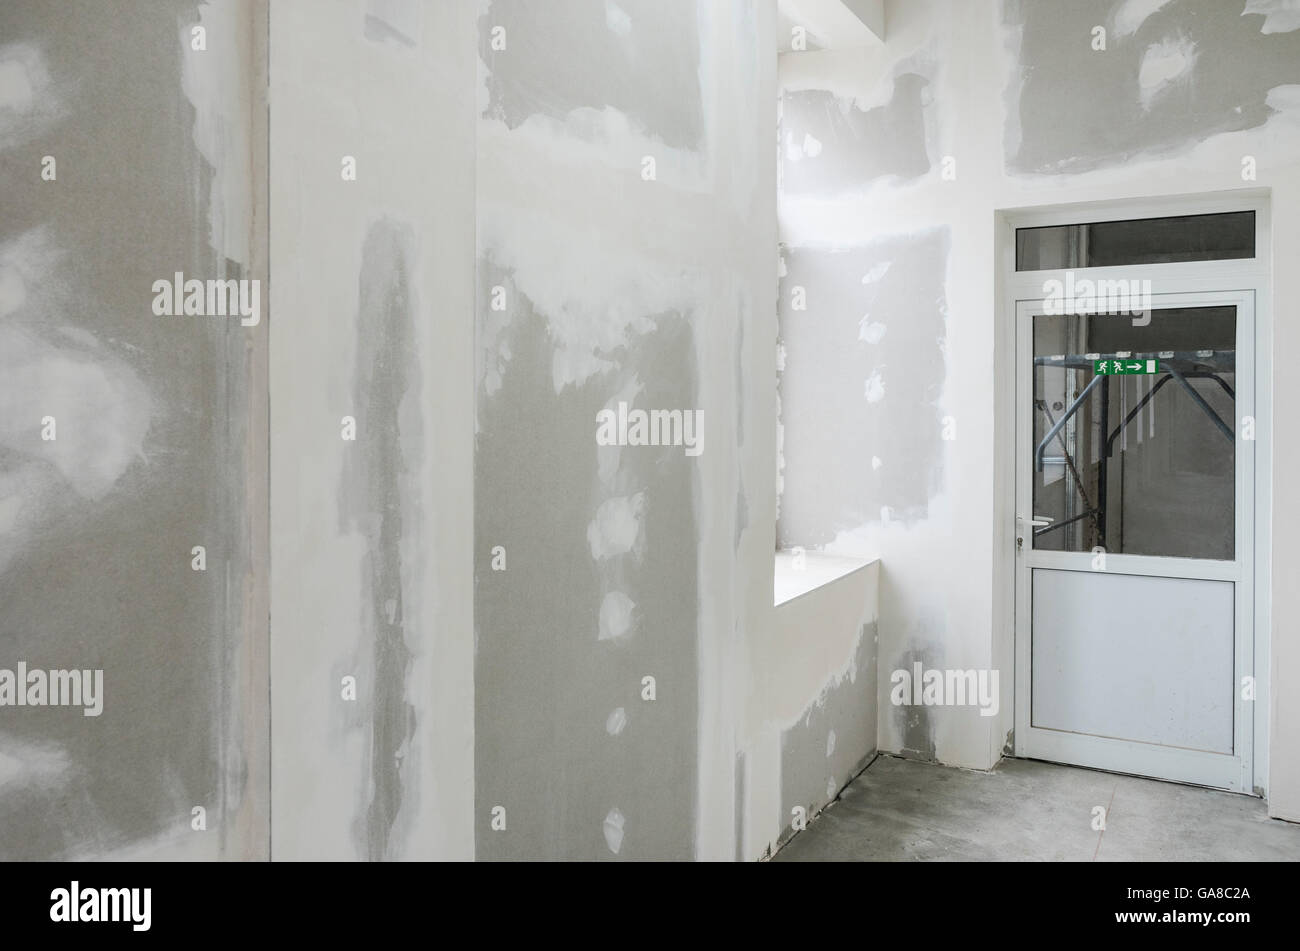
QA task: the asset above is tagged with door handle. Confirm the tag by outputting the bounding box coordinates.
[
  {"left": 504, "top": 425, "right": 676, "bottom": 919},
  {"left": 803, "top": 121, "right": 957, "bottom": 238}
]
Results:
[
  {"left": 1016, "top": 515, "right": 1053, "bottom": 550},
  {"left": 1016, "top": 515, "right": 1054, "bottom": 527}
]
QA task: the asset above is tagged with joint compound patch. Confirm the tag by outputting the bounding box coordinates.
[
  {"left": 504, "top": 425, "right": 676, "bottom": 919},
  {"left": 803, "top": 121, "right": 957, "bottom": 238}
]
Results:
[
  {"left": 780, "top": 76, "right": 932, "bottom": 194},
  {"left": 478, "top": 0, "right": 704, "bottom": 150},
  {"left": 1004, "top": 0, "right": 1300, "bottom": 173},
  {"left": 776, "top": 230, "right": 950, "bottom": 547}
]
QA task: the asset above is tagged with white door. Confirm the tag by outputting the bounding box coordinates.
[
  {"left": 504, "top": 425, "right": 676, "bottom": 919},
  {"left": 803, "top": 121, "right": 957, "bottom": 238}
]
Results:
[{"left": 1014, "top": 290, "right": 1254, "bottom": 792}]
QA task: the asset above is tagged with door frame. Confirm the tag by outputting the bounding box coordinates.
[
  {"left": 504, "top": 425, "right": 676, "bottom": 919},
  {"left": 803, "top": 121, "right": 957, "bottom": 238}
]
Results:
[
  {"left": 994, "top": 190, "right": 1272, "bottom": 795},
  {"left": 1014, "top": 290, "right": 1253, "bottom": 792}
]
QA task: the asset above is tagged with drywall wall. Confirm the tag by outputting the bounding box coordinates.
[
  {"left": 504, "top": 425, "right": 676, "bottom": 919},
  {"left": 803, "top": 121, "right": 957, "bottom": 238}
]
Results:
[
  {"left": 269, "top": 0, "right": 476, "bottom": 860},
  {"left": 778, "top": 0, "right": 1300, "bottom": 822},
  {"left": 0, "top": 0, "right": 269, "bottom": 859},
  {"left": 8, "top": 0, "right": 786, "bottom": 863},
  {"left": 473, "top": 0, "right": 778, "bottom": 862},
  {"left": 747, "top": 556, "right": 878, "bottom": 857},
  {"left": 777, "top": 234, "right": 949, "bottom": 538},
  {"left": 1006, "top": 0, "right": 1300, "bottom": 174},
  {"left": 778, "top": 11, "right": 988, "bottom": 769}
]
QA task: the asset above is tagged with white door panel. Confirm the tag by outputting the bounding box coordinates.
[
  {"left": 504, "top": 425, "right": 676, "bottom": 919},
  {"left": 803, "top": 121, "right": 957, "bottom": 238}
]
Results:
[{"left": 1031, "top": 568, "right": 1234, "bottom": 753}]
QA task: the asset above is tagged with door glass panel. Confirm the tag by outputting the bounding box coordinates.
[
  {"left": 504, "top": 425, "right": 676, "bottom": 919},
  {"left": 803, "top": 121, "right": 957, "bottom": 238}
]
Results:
[{"left": 1031, "top": 306, "right": 1236, "bottom": 559}]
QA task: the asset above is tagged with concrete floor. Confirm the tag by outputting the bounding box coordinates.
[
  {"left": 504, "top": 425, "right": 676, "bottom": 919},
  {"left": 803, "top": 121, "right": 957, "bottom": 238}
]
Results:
[{"left": 773, "top": 755, "right": 1300, "bottom": 861}]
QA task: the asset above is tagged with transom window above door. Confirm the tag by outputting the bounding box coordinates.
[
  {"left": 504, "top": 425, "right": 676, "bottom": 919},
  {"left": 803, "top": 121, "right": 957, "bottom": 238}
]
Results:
[{"left": 1015, "top": 211, "right": 1255, "bottom": 270}]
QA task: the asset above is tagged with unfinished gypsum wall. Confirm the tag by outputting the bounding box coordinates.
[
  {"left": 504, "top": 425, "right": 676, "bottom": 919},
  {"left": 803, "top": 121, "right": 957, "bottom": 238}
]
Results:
[
  {"left": 777, "top": 231, "right": 950, "bottom": 547},
  {"left": 0, "top": 0, "right": 268, "bottom": 860},
  {"left": 473, "top": 0, "right": 773, "bottom": 860},
  {"left": 1004, "top": 0, "right": 1300, "bottom": 174},
  {"left": 267, "top": 0, "right": 477, "bottom": 861}
]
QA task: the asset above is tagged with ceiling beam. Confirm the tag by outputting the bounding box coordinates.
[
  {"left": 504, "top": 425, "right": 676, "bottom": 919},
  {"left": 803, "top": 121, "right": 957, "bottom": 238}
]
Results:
[{"left": 777, "top": 0, "right": 885, "bottom": 52}]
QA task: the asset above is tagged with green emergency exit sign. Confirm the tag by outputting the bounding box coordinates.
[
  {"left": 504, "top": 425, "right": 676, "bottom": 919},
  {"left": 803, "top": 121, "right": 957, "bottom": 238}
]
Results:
[{"left": 1094, "top": 359, "right": 1159, "bottom": 375}]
